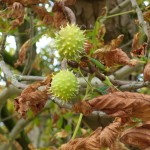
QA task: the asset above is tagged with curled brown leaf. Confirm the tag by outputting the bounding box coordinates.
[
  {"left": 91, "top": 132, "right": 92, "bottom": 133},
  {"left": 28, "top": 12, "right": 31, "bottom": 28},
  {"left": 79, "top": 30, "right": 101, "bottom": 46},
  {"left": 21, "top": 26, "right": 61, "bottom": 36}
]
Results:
[
  {"left": 6, "top": 2, "right": 25, "bottom": 28},
  {"left": 52, "top": 2, "right": 68, "bottom": 28},
  {"left": 60, "top": 127, "right": 102, "bottom": 150},
  {"left": 102, "top": 48, "right": 136, "bottom": 67},
  {"left": 144, "top": 62, "right": 150, "bottom": 81},
  {"left": 14, "top": 39, "right": 31, "bottom": 67},
  {"left": 131, "top": 32, "right": 147, "bottom": 58},
  {"left": 60, "top": 118, "right": 122, "bottom": 150},
  {"left": 110, "top": 34, "right": 124, "bottom": 50},
  {"left": 100, "top": 117, "right": 122, "bottom": 149},
  {"left": 132, "top": 32, "right": 140, "bottom": 50},
  {"left": 14, "top": 76, "right": 51, "bottom": 118},
  {"left": 120, "top": 122, "right": 150, "bottom": 149},
  {"left": 73, "top": 92, "right": 150, "bottom": 121},
  {"left": 32, "top": 6, "right": 53, "bottom": 25},
  {"left": 94, "top": 35, "right": 136, "bottom": 67}
]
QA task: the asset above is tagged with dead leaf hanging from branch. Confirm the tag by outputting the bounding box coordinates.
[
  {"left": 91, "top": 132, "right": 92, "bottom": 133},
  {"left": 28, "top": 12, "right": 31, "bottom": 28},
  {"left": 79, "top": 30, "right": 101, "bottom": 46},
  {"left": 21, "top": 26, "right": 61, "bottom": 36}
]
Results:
[
  {"left": 73, "top": 92, "right": 150, "bottom": 121},
  {"left": 14, "top": 39, "right": 31, "bottom": 67},
  {"left": 120, "top": 122, "right": 150, "bottom": 150},
  {"left": 102, "top": 48, "right": 136, "bottom": 67},
  {"left": 52, "top": 2, "right": 68, "bottom": 28},
  {"left": 131, "top": 32, "right": 147, "bottom": 57},
  {"left": 14, "top": 75, "right": 52, "bottom": 118},
  {"left": 5, "top": 2, "right": 25, "bottom": 28},
  {"left": 32, "top": 6, "right": 53, "bottom": 25},
  {"left": 60, "top": 118, "right": 122, "bottom": 150},
  {"left": 94, "top": 35, "right": 137, "bottom": 67}
]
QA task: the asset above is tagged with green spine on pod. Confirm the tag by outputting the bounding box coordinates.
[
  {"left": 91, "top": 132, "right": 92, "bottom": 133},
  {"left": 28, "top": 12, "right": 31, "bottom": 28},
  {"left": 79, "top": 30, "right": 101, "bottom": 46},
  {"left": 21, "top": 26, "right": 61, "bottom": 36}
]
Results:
[
  {"left": 55, "top": 24, "right": 85, "bottom": 60},
  {"left": 49, "top": 70, "right": 79, "bottom": 102}
]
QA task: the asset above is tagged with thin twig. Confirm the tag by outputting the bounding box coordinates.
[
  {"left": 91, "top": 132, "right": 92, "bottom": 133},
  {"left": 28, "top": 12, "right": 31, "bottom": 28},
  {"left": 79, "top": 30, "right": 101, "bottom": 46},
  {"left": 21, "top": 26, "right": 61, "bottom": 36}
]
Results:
[
  {"left": 130, "top": 0, "right": 148, "bottom": 37},
  {"left": 109, "top": 0, "right": 131, "bottom": 14},
  {"left": 119, "top": 81, "right": 150, "bottom": 91},
  {"left": 22, "top": 9, "right": 34, "bottom": 75},
  {"left": 0, "top": 113, "right": 18, "bottom": 122}
]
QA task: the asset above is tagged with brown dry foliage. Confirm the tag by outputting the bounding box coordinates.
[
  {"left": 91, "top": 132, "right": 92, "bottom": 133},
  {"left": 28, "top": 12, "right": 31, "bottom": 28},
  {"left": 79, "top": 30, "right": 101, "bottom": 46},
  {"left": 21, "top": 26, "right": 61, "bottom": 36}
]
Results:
[
  {"left": 2, "top": 1, "right": 68, "bottom": 28},
  {"left": 52, "top": 2, "right": 68, "bottom": 28},
  {"left": 14, "top": 39, "right": 31, "bottom": 67},
  {"left": 32, "top": 6, "right": 53, "bottom": 25},
  {"left": 120, "top": 122, "right": 150, "bottom": 150},
  {"left": 144, "top": 62, "right": 150, "bottom": 81},
  {"left": 94, "top": 35, "right": 136, "bottom": 67},
  {"left": 32, "top": 1, "right": 68, "bottom": 27},
  {"left": 131, "top": 32, "right": 147, "bottom": 57},
  {"left": 14, "top": 75, "right": 52, "bottom": 118},
  {"left": 84, "top": 40, "right": 93, "bottom": 55},
  {"left": 102, "top": 48, "right": 136, "bottom": 67},
  {"left": 132, "top": 32, "right": 140, "bottom": 50},
  {"left": 73, "top": 92, "right": 150, "bottom": 121},
  {"left": 5, "top": 2, "right": 25, "bottom": 28},
  {"left": 60, "top": 118, "right": 122, "bottom": 150}
]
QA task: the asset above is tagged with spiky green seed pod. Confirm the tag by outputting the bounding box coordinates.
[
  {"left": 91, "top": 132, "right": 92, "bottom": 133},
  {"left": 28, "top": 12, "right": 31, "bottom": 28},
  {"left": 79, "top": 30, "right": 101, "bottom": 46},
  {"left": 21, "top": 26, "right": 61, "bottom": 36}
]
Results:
[
  {"left": 49, "top": 70, "right": 79, "bottom": 102},
  {"left": 55, "top": 24, "right": 85, "bottom": 60}
]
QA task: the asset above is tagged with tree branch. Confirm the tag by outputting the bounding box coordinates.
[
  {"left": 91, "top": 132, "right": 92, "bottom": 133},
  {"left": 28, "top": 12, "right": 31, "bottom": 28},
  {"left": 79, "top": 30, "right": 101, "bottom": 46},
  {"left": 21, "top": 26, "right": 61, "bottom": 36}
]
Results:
[
  {"left": 109, "top": 0, "right": 131, "bottom": 14},
  {"left": 130, "top": 0, "right": 148, "bottom": 37},
  {"left": 0, "top": 56, "right": 27, "bottom": 89},
  {"left": 22, "top": 9, "right": 34, "bottom": 75}
]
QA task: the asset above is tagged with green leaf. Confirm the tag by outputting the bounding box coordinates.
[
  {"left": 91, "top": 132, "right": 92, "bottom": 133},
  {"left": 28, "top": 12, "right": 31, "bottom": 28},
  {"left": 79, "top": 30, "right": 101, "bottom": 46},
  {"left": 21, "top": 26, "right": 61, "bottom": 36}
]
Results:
[
  {"left": 90, "top": 58, "right": 105, "bottom": 71},
  {"left": 57, "top": 117, "right": 63, "bottom": 128},
  {"left": 96, "top": 85, "right": 109, "bottom": 95},
  {"left": 65, "top": 124, "right": 72, "bottom": 132}
]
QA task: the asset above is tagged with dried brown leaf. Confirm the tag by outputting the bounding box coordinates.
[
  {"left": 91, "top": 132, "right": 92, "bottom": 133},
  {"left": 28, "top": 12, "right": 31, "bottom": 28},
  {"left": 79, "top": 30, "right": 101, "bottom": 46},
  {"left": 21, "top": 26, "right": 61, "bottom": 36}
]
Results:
[
  {"left": 73, "top": 92, "right": 150, "bottom": 121},
  {"left": 102, "top": 48, "right": 136, "bottom": 67},
  {"left": 131, "top": 43, "right": 147, "bottom": 57},
  {"left": 32, "top": 6, "right": 53, "bottom": 25},
  {"left": 131, "top": 33, "right": 147, "bottom": 58},
  {"left": 110, "top": 34, "right": 124, "bottom": 50},
  {"left": 132, "top": 32, "right": 140, "bottom": 50},
  {"left": 14, "top": 76, "right": 51, "bottom": 118},
  {"left": 94, "top": 35, "right": 136, "bottom": 67},
  {"left": 53, "top": 12, "right": 67, "bottom": 28},
  {"left": 60, "top": 118, "right": 121, "bottom": 150},
  {"left": 84, "top": 40, "right": 93, "bottom": 55},
  {"left": 100, "top": 117, "right": 122, "bottom": 149},
  {"left": 52, "top": 2, "right": 68, "bottom": 28},
  {"left": 94, "top": 34, "right": 124, "bottom": 55},
  {"left": 60, "top": 127, "right": 102, "bottom": 150},
  {"left": 5, "top": 2, "right": 25, "bottom": 28},
  {"left": 144, "top": 62, "right": 150, "bottom": 81},
  {"left": 120, "top": 122, "right": 150, "bottom": 149},
  {"left": 14, "top": 39, "right": 31, "bottom": 67}
]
